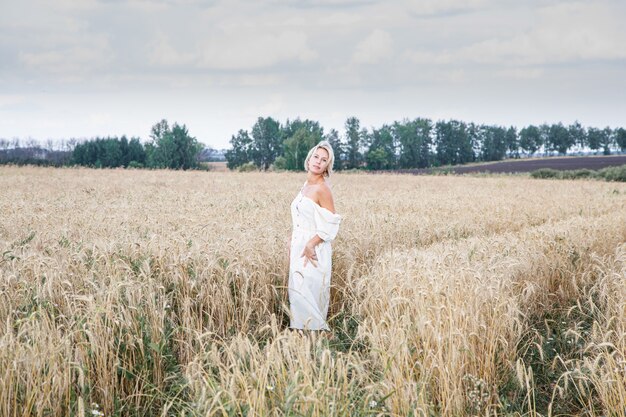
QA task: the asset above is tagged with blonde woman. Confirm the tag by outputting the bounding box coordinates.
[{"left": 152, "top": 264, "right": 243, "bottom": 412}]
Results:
[{"left": 288, "top": 141, "right": 341, "bottom": 331}]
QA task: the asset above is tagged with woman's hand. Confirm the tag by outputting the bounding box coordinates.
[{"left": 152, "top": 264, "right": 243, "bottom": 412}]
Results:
[{"left": 300, "top": 242, "right": 318, "bottom": 268}]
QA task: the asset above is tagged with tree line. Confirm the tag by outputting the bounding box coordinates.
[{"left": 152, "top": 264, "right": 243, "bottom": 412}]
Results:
[
  {"left": 0, "top": 137, "right": 75, "bottom": 166},
  {"left": 71, "top": 120, "right": 203, "bottom": 169},
  {"left": 1, "top": 120, "right": 205, "bottom": 170},
  {"left": 226, "top": 117, "right": 626, "bottom": 171},
  {"left": 2, "top": 117, "right": 625, "bottom": 171}
]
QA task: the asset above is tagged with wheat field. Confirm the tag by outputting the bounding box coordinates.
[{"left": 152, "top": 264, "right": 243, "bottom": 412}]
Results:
[{"left": 0, "top": 166, "right": 625, "bottom": 417}]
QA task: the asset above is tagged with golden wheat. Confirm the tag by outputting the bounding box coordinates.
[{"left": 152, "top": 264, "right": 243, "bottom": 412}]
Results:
[{"left": 0, "top": 166, "right": 625, "bottom": 416}]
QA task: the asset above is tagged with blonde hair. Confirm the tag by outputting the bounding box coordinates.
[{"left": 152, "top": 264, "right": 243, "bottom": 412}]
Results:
[{"left": 304, "top": 141, "right": 335, "bottom": 177}]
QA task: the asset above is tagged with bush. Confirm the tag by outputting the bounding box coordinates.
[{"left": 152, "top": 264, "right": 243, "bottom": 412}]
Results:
[
  {"left": 560, "top": 169, "right": 596, "bottom": 180},
  {"left": 127, "top": 161, "right": 144, "bottom": 169},
  {"left": 270, "top": 156, "right": 287, "bottom": 171},
  {"left": 597, "top": 165, "right": 626, "bottom": 182},
  {"left": 531, "top": 164, "right": 626, "bottom": 182},
  {"left": 530, "top": 168, "right": 560, "bottom": 179},
  {"left": 195, "top": 162, "right": 211, "bottom": 171},
  {"left": 237, "top": 162, "right": 258, "bottom": 172}
]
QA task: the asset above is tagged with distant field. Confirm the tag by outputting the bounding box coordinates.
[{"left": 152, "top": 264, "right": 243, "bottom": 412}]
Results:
[
  {"left": 206, "top": 161, "right": 228, "bottom": 171},
  {"left": 1, "top": 167, "right": 625, "bottom": 416},
  {"left": 400, "top": 155, "right": 626, "bottom": 175}
]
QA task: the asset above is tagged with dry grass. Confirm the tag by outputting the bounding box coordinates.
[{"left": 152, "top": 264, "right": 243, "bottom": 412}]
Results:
[{"left": 0, "top": 166, "right": 625, "bottom": 416}]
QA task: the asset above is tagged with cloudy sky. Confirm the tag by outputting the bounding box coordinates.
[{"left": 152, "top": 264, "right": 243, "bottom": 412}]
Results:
[{"left": 1, "top": 0, "right": 625, "bottom": 149}]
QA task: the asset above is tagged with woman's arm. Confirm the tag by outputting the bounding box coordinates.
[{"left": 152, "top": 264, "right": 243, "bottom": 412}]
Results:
[{"left": 301, "top": 183, "right": 336, "bottom": 267}]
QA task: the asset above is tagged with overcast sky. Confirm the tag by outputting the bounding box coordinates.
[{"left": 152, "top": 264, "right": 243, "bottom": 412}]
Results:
[{"left": 1, "top": 0, "right": 625, "bottom": 149}]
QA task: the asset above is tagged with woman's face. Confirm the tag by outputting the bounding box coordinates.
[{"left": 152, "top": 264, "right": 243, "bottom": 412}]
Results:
[{"left": 308, "top": 147, "right": 330, "bottom": 175}]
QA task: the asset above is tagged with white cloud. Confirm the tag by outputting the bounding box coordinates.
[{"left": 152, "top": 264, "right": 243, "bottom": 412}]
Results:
[
  {"left": 495, "top": 67, "right": 544, "bottom": 79},
  {"left": 403, "top": 0, "right": 493, "bottom": 16},
  {"left": 243, "top": 94, "right": 286, "bottom": 119},
  {"left": 352, "top": 29, "right": 393, "bottom": 64},
  {"left": 285, "top": 0, "right": 378, "bottom": 6},
  {"left": 87, "top": 112, "right": 114, "bottom": 126},
  {"left": 99, "top": 0, "right": 213, "bottom": 11},
  {"left": 401, "top": 0, "right": 626, "bottom": 83},
  {"left": 148, "top": 33, "right": 195, "bottom": 66},
  {"left": 460, "top": 1, "right": 626, "bottom": 65},
  {"left": 0, "top": 95, "right": 42, "bottom": 112},
  {"left": 18, "top": 35, "right": 114, "bottom": 75},
  {"left": 404, "top": 50, "right": 453, "bottom": 65},
  {"left": 316, "top": 11, "right": 365, "bottom": 26},
  {"left": 198, "top": 31, "right": 317, "bottom": 70},
  {"left": 237, "top": 74, "right": 283, "bottom": 87},
  {"left": 35, "top": 0, "right": 101, "bottom": 12}
]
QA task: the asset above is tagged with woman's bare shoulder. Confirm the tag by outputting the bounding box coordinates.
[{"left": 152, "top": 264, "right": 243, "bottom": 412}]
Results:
[{"left": 316, "top": 182, "right": 335, "bottom": 213}]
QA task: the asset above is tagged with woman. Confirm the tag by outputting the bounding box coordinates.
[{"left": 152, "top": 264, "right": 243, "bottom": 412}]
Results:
[{"left": 288, "top": 141, "right": 341, "bottom": 331}]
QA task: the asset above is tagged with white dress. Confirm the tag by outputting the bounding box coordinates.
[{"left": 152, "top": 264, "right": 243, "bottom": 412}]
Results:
[{"left": 289, "top": 185, "right": 342, "bottom": 330}]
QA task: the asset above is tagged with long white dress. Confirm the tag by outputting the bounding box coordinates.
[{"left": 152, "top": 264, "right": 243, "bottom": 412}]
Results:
[{"left": 289, "top": 186, "right": 341, "bottom": 330}]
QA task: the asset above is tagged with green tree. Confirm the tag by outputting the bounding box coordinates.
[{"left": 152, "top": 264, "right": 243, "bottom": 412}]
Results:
[
  {"left": 119, "top": 136, "right": 130, "bottom": 166},
  {"left": 394, "top": 118, "right": 432, "bottom": 169},
  {"left": 568, "top": 121, "right": 586, "bottom": 150},
  {"left": 251, "top": 117, "right": 281, "bottom": 170},
  {"left": 99, "top": 137, "right": 123, "bottom": 167},
  {"left": 225, "top": 129, "right": 253, "bottom": 170},
  {"left": 324, "top": 128, "right": 344, "bottom": 171},
  {"left": 86, "top": 141, "right": 98, "bottom": 165},
  {"left": 282, "top": 119, "right": 324, "bottom": 144},
  {"left": 72, "top": 136, "right": 144, "bottom": 168},
  {"left": 344, "top": 117, "right": 363, "bottom": 169},
  {"left": 467, "top": 123, "right": 482, "bottom": 160},
  {"left": 455, "top": 120, "right": 474, "bottom": 164},
  {"left": 435, "top": 120, "right": 474, "bottom": 165},
  {"left": 365, "top": 124, "right": 395, "bottom": 170},
  {"left": 71, "top": 141, "right": 87, "bottom": 166},
  {"left": 171, "top": 124, "right": 203, "bottom": 169},
  {"left": 505, "top": 126, "right": 519, "bottom": 158},
  {"left": 147, "top": 120, "right": 172, "bottom": 168},
  {"left": 547, "top": 123, "right": 573, "bottom": 155},
  {"left": 281, "top": 119, "right": 324, "bottom": 171},
  {"left": 365, "top": 148, "right": 389, "bottom": 170},
  {"left": 519, "top": 125, "right": 541, "bottom": 155},
  {"left": 283, "top": 127, "right": 320, "bottom": 171},
  {"left": 600, "top": 127, "right": 613, "bottom": 155},
  {"left": 586, "top": 127, "right": 603, "bottom": 153},
  {"left": 539, "top": 124, "right": 551, "bottom": 154},
  {"left": 615, "top": 127, "right": 626, "bottom": 152},
  {"left": 147, "top": 119, "right": 202, "bottom": 169},
  {"left": 127, "top": 137, "right": 146, "bottom": 167},
  {"left": 478, "top": 125, "right": 507, "bottom": 162}
]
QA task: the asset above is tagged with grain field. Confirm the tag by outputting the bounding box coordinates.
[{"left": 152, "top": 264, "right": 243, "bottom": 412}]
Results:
[{"left": 0, "top": 166, "right": 625, "bottom": 416}]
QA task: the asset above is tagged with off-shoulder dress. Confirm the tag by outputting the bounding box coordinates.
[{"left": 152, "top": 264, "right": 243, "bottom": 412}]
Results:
[{"left": 288, "top": 185, "right": 341, "bottom": 330}]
